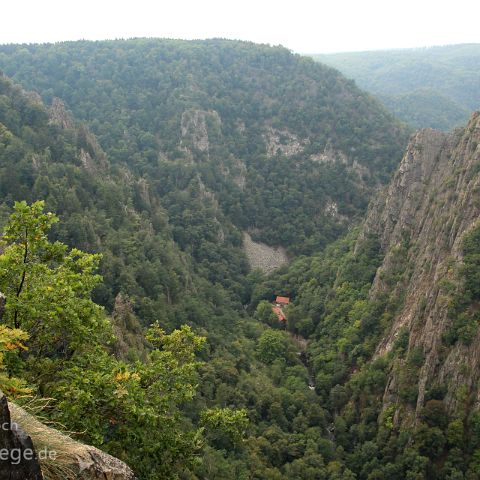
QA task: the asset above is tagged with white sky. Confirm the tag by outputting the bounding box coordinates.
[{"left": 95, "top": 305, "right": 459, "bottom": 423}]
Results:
[{"left": 2, "top": 0, "right": 479, "bottom": 53}]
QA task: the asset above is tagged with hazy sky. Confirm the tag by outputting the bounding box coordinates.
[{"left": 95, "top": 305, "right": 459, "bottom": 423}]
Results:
[{"left": 2, "top": 0, "right": 479, "bottom": 53}]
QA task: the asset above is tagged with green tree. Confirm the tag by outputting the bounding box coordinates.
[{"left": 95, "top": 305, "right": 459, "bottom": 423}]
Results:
[
  {"left": 52, "top": 324, "right": 206, "bottom": 479},
  {"left": 256, "top": 329, "right": 290, "bottom": 364},
  {"left": 200, "top": 406, "right": 249, "bottom": 449},
  {"left": 255, "top": 300, "right": 280, "bottom": 327},
  {"left": 0, "top": 201, "right": 109, "bottom": 357}
]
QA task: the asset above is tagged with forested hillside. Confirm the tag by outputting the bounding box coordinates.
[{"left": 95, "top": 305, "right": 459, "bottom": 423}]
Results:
[
  {"left": 0, "top": 60, "right": 346, "bottom": 480},
  {"left": 1, "top": 38, "right": 478, "bottom": 480},
  {"left": 313, "top": 44, "right": 480, "bottom": 131},
  {"left": 261, "top": 113, "right": 480, "bottom": 478},
  {"left": 0, "top": 38, "right": 408, "bottom": 255},
  {"left": 0, "top": 40, "right": 409, "bottom": 479}
]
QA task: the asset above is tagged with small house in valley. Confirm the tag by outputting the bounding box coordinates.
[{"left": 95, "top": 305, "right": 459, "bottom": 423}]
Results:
[
  {"left": 272, "top": 306, "right": 286, "bottom": 322},
  {"left": 272, "top": 295, "right": 290, "bottom": 323},
  {"left": 275, "top": 296, "right": 290, "bottom": 306}
]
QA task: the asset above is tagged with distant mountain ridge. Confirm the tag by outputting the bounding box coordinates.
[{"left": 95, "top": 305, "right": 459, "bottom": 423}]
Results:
[{"left": 312, "top": 44, "right": 480, "bottom": 131}]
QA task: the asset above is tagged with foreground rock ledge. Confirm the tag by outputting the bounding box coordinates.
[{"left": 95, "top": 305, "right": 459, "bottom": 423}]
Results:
[
  {"left": 0, "top": 389, "right": 43, "bottom": 479},
  {"left": 3, "top": 394, "right": 136, "bottom": 480}
]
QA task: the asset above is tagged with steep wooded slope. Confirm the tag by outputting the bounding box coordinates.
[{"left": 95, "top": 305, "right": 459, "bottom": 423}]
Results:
[
  {"left": 0, "top": 38, "right": 408, "bottom": 254},
  {"left": 0, "top": 60, "right": 356, "bottom": 480},
  {"left": 262, "top": 113, "right": 480, "bottom": 478},
  {"left": 9, "top": 39, "right": 478, "bottom": 478},
  {"left": 0, "top": 72, "right": 249, "bottom": 323},
  {"left": 0, "top": 72, "right": 310, "bottom": 480}
]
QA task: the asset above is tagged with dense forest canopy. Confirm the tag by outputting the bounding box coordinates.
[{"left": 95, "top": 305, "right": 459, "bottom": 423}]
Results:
[
  {"left": 0, "top": 38, "right": 409, "bottom": 255},
  {"left": 313, "top": 43, "right": 480, "bottom": 131},
  {"left": 1, "top": 39, "right": 478, "bottom": 480},
  {"left": 0, "top": 70, "right": 333, "bottom": 479}
]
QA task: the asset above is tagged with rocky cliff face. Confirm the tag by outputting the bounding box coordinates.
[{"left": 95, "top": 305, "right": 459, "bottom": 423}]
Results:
[
  {"left": 0, "top": 390, "right": 43, "bottom": 479},
  {"left": 362, "top": 113, "right": 480, "bottom": 422}
]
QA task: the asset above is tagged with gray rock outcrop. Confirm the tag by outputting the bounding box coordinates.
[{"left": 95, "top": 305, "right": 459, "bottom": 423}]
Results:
[
  {"left": 0, "top": 390, "right": 43, "bottom": 479},
  {"left": 48, "top": 98, "right": 74, "bottom": 130},
  {"left": 359, "top": 112, "right": 480, "bottom": 423}
]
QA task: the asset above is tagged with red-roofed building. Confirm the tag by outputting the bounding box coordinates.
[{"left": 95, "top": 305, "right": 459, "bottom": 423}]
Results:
[
  {"left": 272, "top": 306, "right": 286, "bottom": 322},
  {"left": 275, "top": 296, "right": 290, "bottom": 306},
  {"left": 271, "top": 295, "right": 290, "bottom": 323}
]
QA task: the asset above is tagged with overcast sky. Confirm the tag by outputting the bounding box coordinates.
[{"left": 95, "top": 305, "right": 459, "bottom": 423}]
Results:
[{"left": 2, "top": 0, "right": 479, "bottom": 53}]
